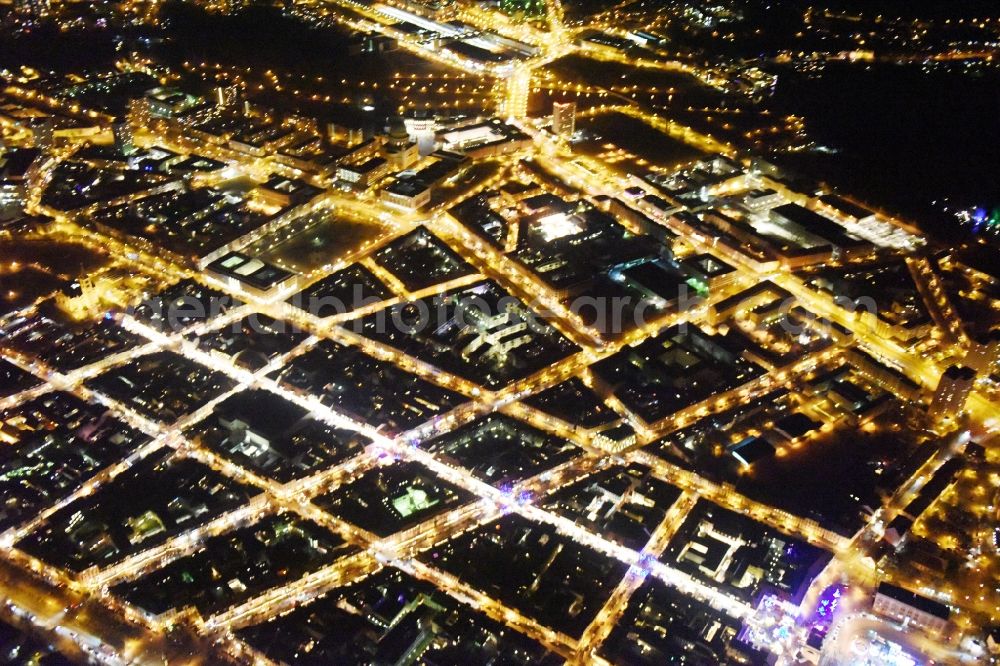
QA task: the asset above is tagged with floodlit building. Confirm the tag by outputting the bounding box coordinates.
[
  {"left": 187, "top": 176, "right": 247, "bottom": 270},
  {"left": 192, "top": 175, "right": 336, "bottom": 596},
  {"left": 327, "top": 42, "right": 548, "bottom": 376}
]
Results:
[
  {"left": 437, "top": 119, "right": 531, "bottom": 158},
  {"left": 0, "top": 147, "right": 39, "bottom": 216},
  {"left": 741, "top": 188, "right": 784, "bottom": 213},
  {"left": 214, "top": 84, "right": 243, "bottom": 109},
  {"left": 337, "top": 156, "right": 389, "bottom": 188},
  {"left": 381, "top": 176, "right": 432, "bottom": 210},
  {"left": 459, "top": 299, "right": 533, "bottom": 363},
  {"left": 591, "top": 423, "right": 637, "bottom": 453},
  {"left": 112, "top": 122, "right": 136, "bottom": 157},
  {"left": 873, "top": 583, "right": 950, "bottom": 634},
  {"left": 552, "top": 101, "right": 576, "bottom": 138},
  {"left": 963, "top": 330, "right": 1000, "bottom": 376},
  {"left": 383, "top": 118, "right": 420, "bottom": 170},
  {"left": 250, "top": 176, "right": 322, "bottom": 209},
  {"left": 143, "top": 87, "right": 205, "bottom": 119},
  {"left": 206, "top": 252, "right": 297, "bottom": 300},
  {"left": 929, "top": 364, "right": 976, "bottom": 420}
]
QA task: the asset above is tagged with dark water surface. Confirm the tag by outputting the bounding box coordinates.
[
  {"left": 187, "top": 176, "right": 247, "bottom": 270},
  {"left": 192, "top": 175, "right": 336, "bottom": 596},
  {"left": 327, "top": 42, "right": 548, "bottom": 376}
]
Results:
[{"left": 772, "top": 63, "right": 1000, "bottom": 242}]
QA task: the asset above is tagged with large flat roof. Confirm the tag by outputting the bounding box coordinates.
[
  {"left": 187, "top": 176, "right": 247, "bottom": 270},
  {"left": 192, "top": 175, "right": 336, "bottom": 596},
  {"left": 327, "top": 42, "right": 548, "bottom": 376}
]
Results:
[{"left": 876, "top": 582, "right": 950, "bottom": 620}]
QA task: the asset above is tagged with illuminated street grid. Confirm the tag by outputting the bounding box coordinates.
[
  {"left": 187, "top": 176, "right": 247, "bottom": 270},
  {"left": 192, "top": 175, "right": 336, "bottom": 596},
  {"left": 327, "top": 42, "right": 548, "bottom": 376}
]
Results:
[{"left": 0, "top": 1, "right": 998, "bottom": 665}]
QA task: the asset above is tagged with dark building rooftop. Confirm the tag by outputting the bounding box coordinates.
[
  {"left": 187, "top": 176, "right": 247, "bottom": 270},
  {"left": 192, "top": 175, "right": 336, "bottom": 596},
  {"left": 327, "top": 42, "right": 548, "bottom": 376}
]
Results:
[
  {"left": 942, "top": 365, "right": 976, "bottom": 382},
  {"left": 730, "top": 436, "right": 776, "bottom": 466},
  {"left": 876, "top": 582, "right": 950, "bottom": 621},
  {"left": 819, "top": 194, "right": 875, "bottom": 220}
]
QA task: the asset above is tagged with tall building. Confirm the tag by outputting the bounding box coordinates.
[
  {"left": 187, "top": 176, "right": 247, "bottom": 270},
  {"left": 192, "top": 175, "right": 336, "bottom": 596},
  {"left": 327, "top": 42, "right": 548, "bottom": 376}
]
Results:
[
  {"left": 963, "top": 330, "right": 1000, "bottom": 375},
  {"left": 112, "top": 123, "right": 136, "bottom": 157},
  {"left": 383, "top": 118, "right": 419, "bottom": 170},
  {"left": 215, "top": 84, "right": 242, "bottom": 109},
  {"left": 928, "top": 364, "right": 976, "bottom": 420},
  {"left": 501, "top": 68, "right": 530, "bottom": 120},
  {"left": 32, "top": 120, "right": 55, "bottom": 149},
  {"left": 0, "top": 146, "right": 38, "bottom": 217},
  {"left": 126, "top": 98, "right": 152, "bottom": 132},
  {"left": 552, "top": 101, "right": 576, "bottom": 138}
]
